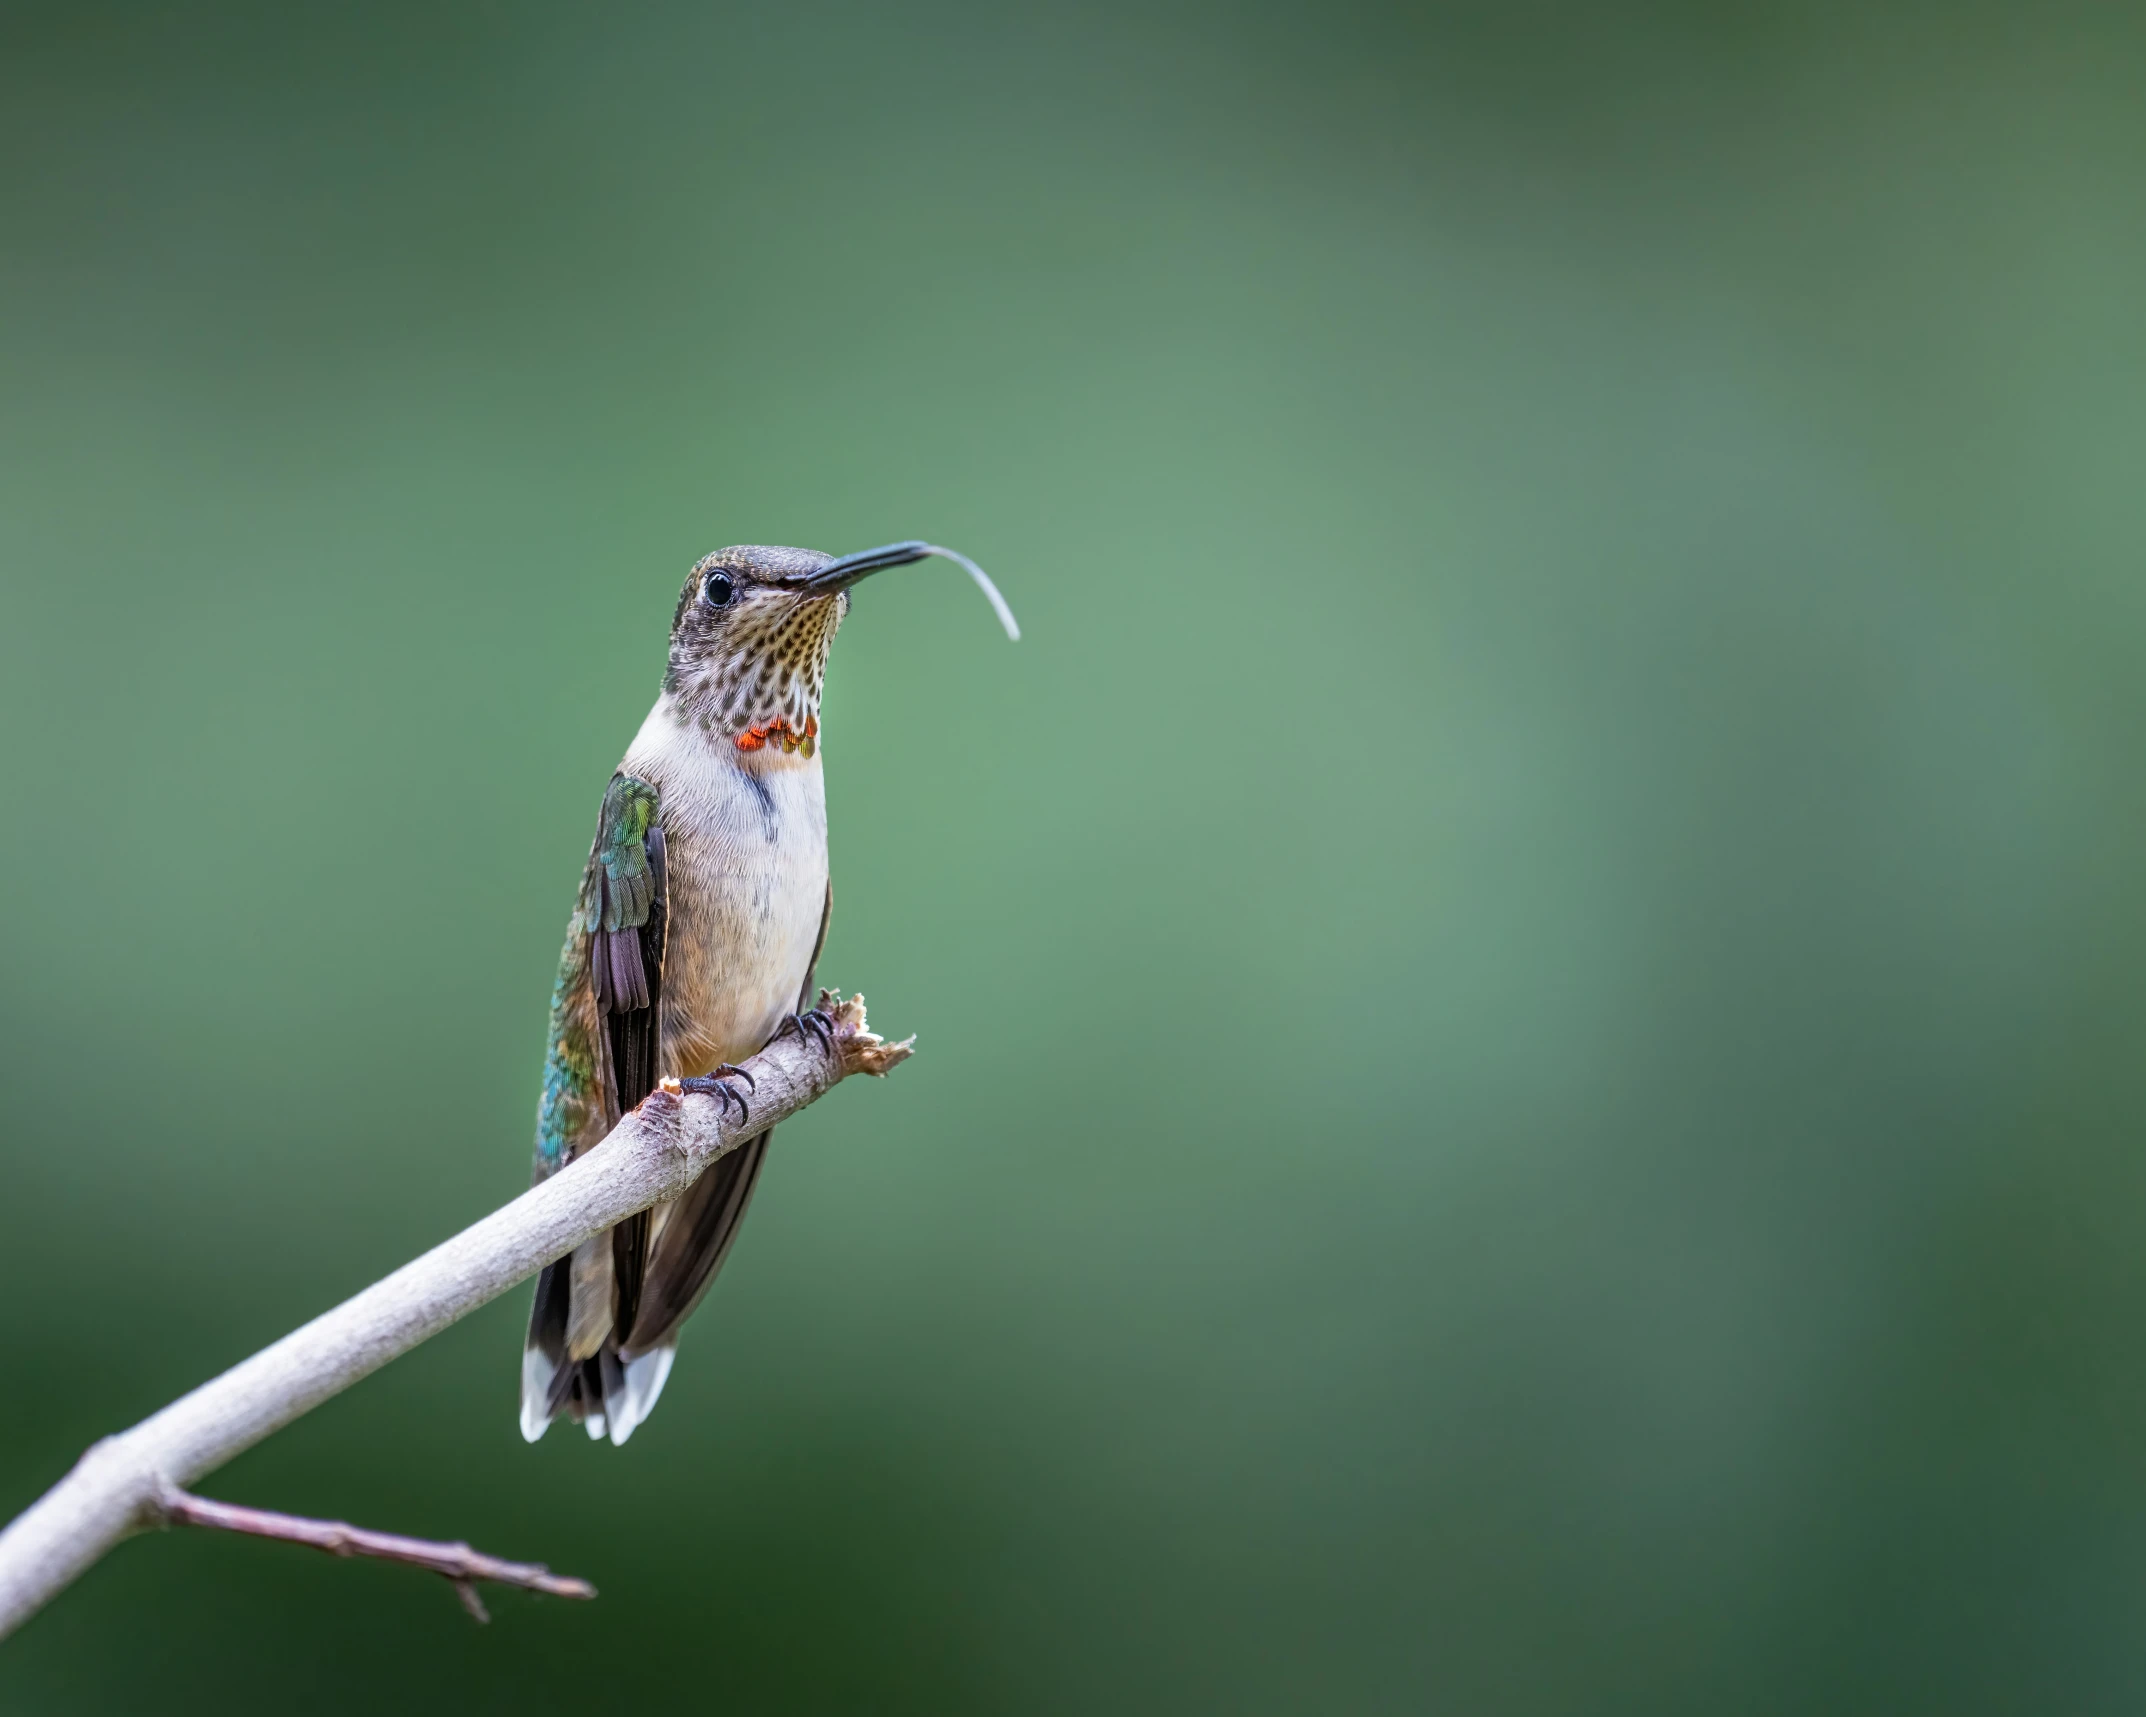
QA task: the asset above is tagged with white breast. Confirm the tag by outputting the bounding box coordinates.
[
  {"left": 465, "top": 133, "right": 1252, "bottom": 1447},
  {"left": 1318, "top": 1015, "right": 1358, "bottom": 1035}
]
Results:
[{"left": 621, "top": 699, "right": 830, "bottom": 1074}]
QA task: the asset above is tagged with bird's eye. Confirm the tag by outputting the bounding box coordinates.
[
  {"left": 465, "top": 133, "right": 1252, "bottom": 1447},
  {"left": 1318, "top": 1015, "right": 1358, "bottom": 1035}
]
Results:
[{"left": 703, "top": 571, "right": 737, "bottom": 609}]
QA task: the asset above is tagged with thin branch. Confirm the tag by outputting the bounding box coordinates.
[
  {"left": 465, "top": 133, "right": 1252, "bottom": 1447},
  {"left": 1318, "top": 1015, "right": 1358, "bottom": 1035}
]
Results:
[
  {"left": 157, "top": 1484, "right": 596, "bottom": 1619},
  {"left": 0, "top": 992, "right": 913, "bottom": 1641}
]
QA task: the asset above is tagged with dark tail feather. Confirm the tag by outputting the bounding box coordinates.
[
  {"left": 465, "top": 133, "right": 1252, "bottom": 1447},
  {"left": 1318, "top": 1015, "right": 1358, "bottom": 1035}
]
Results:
[
  {"left": 622, "top": 1129, "right": 772, "bottom": 1357},
  {"left": 611, "top": 1211, "right": 649, "bottom": 1344},
  {"left": 521, "top": 1233, "right": 682, "bottom": 1446},
  {"left": 521, "top": 1130, "right": 772, "bottom": 1445},
  {"left": 520, "top": 1259, "right": 572, "bottom": 1442}
]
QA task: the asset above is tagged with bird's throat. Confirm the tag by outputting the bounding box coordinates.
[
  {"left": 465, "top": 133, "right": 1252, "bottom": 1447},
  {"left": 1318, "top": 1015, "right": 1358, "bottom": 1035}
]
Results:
[
  {"left": 734, "top": 713, "right": 817, "bottom": 756},
  {"left": 667, "top": 596, "right": 840, "bottom": 750}
]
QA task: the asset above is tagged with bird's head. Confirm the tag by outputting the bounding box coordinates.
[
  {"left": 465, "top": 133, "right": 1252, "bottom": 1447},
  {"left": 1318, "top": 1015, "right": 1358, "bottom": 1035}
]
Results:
[{"left": 663, "top": 541, "right": 1018, "bottom": 756}]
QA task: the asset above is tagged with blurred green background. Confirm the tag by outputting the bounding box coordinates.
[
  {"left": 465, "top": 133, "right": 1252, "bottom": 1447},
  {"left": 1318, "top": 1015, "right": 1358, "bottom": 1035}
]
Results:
[{"left": 4, "top": 1, "right": 2145, "bottom": 1710}]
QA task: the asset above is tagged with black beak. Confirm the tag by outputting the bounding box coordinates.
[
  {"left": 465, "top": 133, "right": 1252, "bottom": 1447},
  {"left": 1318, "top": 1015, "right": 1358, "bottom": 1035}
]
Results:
[
  {"left": 796, "top": 540, "right": 1021, "bottom": 639},
  {"left": 804, "top": 541, "right": 935, "bottom": 593}
]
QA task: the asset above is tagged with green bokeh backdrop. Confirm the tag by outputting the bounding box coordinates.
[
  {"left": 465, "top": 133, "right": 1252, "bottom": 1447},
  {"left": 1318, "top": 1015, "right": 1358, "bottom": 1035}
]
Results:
[{"left": 5, "top": 2, "right": 2146, "bottom": 1710}]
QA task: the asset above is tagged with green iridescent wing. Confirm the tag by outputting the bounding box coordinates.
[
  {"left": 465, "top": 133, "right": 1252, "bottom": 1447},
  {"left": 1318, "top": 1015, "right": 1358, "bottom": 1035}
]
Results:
[
  {"left": 525, "top": 774, "right": 667, "bottom": 1420},
  {"left": 532, "top": 773, "right": 666, "bottom": 1168}
]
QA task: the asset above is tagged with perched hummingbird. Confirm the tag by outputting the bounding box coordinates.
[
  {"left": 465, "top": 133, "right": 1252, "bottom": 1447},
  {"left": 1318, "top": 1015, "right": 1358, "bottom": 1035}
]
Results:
[{"left": 521, "top": 540, "right": 1018, "bottom": 1445}]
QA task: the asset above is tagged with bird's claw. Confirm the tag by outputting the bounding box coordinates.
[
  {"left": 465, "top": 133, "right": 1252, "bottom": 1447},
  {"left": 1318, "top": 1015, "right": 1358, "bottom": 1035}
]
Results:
[
  {"left": 677, "top": 1064, "right": 754, "bottom": 1123},
  {"left": 774, "top": 1008, "right": 838, "bottom": 1059}
]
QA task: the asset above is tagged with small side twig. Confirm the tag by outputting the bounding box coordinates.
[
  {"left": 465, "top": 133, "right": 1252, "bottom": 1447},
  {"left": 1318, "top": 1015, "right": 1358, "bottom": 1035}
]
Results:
[{"left": 156, "top": 1485, "right": 594, "bottom": 1622}]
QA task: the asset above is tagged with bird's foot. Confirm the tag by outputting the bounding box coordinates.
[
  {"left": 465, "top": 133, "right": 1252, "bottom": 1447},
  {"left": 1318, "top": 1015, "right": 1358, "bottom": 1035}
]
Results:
[
  {"left": 774, "top": 1008, "right": 838, "bottom": 1059},
  {"left": 676, "top": 1064, "right": 755, "bottom": 1123}
]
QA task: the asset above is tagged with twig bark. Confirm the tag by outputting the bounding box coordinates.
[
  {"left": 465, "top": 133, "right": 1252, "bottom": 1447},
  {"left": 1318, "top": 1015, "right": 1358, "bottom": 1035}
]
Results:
[
  {"left": 156, "top": 1484, "right": 597, "bottom": 1620},
  {"left": 0, "top": 991, "right": 912, "bottom": 1641}
]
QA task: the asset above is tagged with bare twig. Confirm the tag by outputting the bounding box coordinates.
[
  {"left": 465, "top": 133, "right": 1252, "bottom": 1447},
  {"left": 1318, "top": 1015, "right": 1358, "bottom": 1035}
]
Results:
[
  {"left": 0, "top": 992, "right": 913, "bottom": 1641},
  {"left": 156, "top": 1484, "right": 597, "bottom": 1618}
]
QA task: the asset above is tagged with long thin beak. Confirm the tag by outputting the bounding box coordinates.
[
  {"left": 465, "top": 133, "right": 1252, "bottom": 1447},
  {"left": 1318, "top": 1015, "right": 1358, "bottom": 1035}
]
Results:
[
  {"left": 804, "top": 541, "right": 1021, "bottom": 640},
  {"left": 805, "top": 541, "right": 935, "bottom": 592}
]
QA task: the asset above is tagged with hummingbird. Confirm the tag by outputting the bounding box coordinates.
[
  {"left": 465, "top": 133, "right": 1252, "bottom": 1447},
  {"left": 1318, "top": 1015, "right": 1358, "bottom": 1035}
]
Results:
[{"left": 521, "top": 540, "right": 1019, "bottom": 1445}]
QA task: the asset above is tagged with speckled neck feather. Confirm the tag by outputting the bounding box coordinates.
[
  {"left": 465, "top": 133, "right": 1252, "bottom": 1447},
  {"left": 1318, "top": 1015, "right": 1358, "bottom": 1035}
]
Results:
[{"left": 664, "top": 590, "right": 843, "bottom": 754}]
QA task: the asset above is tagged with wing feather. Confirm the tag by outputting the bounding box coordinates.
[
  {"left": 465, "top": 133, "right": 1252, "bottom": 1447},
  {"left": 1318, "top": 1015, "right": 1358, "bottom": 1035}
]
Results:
[{"left": 523, "top": 773, "right": 667, "bottom": 1436}]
